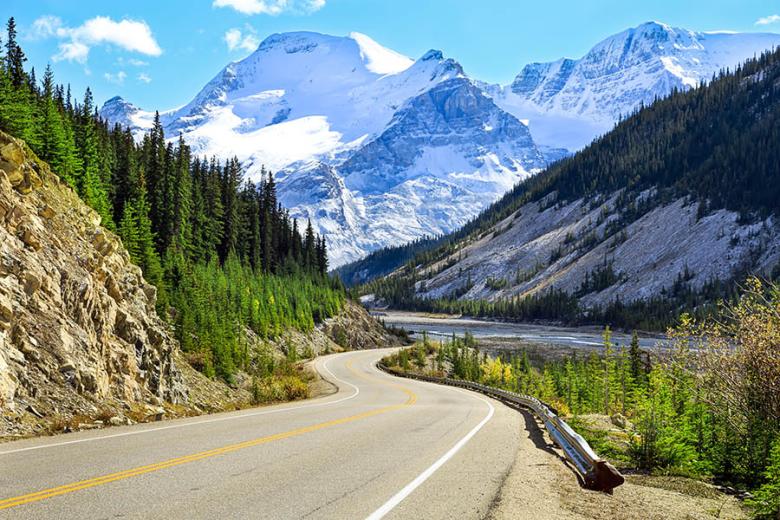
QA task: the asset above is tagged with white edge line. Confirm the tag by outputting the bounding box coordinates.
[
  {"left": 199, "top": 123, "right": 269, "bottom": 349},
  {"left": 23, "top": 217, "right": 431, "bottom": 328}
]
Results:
[
  {"left": 365, "top": 387, "right": 495, "bottom": 520},
  {"left": 0, "top": 353, "right": 361, "bottom": 456}
]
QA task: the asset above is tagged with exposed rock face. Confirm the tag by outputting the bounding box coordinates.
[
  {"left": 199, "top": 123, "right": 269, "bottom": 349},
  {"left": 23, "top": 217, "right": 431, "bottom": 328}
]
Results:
[
  {"left": 413, "top": 191, "right": 780, "bottom": 309},
  {"left": 0, "top": 131, "right": 186, "bottom": 437},
  {"left": 320, "top": 300, "right": 401, "bottom": 351}
]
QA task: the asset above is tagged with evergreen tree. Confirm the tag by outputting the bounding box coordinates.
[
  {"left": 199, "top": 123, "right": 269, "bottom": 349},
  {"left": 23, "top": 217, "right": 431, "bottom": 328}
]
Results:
[
  {"left": 75, "top": 88, "right": 113, "bottom": 227},
  {"left": 171, "top": 134, "right": 192, "bottom": 254},
  {"left": 5, "top": 18, "right": 25, "bottom": 87},
  {"left": 36, "top": 64, "right": 69, "bottom": 178},
  {"left": 304, "top": 219, "right": 316, "bottom": 271}
]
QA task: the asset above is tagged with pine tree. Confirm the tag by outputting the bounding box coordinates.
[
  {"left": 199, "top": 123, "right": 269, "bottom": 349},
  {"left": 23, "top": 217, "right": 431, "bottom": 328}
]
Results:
[
  {"left": 36, "top": 65, "right": 68, "bottom": 177},
  {"left": 304, "top": 219, "right": 316, "bottom": 271},
  {"left": 219, "top": 157, "right": 242, "bottom": 261},
  {"left": 5, "top": 18, "right": 25, "bottom": 87},
  {"left": 75, "top": 88, "right": 113, "bottom": 228},
  {"left": 118, "top": 201, "right": 141, "bottom": 262},
  {"left": 171, "top": 134, "right": 192, "bottom": 254},
  {"left": 202, "top": 157, "right": 224, "bottom": 260}
]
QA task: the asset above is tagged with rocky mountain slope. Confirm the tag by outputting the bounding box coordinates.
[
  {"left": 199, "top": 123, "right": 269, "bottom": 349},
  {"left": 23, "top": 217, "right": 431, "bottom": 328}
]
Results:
[
  {"left": 0, "top": 130, "right": 187, "bottom": 435},
  {"left": 101, "top": 25, "right": 780, "bottom": 266},
  {"left": 416, "top": 194, "right": 780, "bottom": 309},
  {"left": 0, "top": 130, "right": 397, "bottom": 439},
  {"left": 362, "top": 47, "right": 780, "bottom": 326}
]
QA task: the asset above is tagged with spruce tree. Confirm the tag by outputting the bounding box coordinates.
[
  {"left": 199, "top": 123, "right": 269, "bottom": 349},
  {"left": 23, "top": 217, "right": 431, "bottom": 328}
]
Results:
[
  {"left": 37, "top": 65, "right": 68, "bottom": 177},
  {"left": 304, "top": 219, "right": 316, "bottom": 271},
  {"left": 76, "top": 88, "right": 113, "bottom": 228},
  {"left": 171, "top": 134, "right": 192, "bottom": 254},
  {"left": 5, "top": 18, "right": 25, "bottom": 87}
]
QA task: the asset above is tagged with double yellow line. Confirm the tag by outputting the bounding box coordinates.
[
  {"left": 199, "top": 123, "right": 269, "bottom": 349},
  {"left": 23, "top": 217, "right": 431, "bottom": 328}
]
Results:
[{"left": 0, "top": 356, "right": 417, "bottom": 511}]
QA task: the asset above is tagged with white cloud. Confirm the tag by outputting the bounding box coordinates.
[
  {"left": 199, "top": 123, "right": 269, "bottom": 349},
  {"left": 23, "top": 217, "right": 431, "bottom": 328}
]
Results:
[
  {"left": 128, "top": 58, "right": 150, "bottom": 67},
  {"left": 33, "top": 15, "right": 162, "bottom": 64},
  {"left": 138, "top": 72, "right": 152, "bottom": 84},
  {"left": 224, "top": 27, "right": 260, "bottom": 52},
  {"left": 30, "top": 15, "right": 63, "bottom": 38},
  {"left": 213, "top": 0, "right": 325, "bottom": 15},
  {"left": 104, "top": 70, "right": 127, "bottom": 85},
  {"left": 755, "top": 14, "right": 780, "bottom": 26},
  {"left": 54, "top": 41, "right": 91, "bottom": 64}
]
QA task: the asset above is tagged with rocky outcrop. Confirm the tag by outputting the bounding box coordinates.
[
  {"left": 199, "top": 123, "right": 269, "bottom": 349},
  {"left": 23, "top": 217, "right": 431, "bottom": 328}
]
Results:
[
  {"left": 0, "top": 131, "right": 186, "bottom": 438},
  {"left": 320, "top": 300, "right": 402, "bottom": 351}
]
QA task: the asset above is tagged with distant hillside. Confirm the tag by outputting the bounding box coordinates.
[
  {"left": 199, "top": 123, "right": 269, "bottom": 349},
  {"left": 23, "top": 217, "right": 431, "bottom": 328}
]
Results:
[{"left": 361, "top": 48, "right": 780, "bottom": 330}]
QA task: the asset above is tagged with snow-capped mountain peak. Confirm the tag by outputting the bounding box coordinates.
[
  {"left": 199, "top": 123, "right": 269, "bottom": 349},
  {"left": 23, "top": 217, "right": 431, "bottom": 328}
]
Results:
[
  {"left": 99, "top": 24, "right": 780, "bottom": 266},
  {"left": 348, "top": 32, "right": 414, "bottom": 74},
  {"left": 99, "top": 96, "right": 153, "bottom": 133},
  {"left": 492, "top": 21, "right": 780, "bottom": 151}
]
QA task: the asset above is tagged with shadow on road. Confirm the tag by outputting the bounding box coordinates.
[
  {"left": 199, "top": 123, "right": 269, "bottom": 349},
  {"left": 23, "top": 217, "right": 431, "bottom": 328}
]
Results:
[{"left": 512, "top": 405, "right": 586, "bottom": 488}]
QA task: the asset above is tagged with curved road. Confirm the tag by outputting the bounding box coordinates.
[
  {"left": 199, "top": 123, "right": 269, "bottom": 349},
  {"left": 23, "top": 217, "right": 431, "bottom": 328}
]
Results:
[{"left": 0, "top": 349, "right": 524, "bottom": 519}]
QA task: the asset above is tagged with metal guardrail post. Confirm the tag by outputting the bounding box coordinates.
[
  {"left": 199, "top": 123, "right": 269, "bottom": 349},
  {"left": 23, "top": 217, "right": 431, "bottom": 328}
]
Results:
[{"left": 377, "top": 363, "right": 625, "bottom": 492}]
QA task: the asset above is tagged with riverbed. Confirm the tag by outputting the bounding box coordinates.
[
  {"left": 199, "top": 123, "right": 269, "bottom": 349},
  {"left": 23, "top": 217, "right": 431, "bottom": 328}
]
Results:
[{"left": 376, "top": 311, "right": 664, "bottom": 352}]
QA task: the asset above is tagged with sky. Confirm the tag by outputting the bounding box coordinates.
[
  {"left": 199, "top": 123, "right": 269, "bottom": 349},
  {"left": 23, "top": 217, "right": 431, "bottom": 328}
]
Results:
[{"left": 2, "top": 0, "right": 780, "bottom": 111}]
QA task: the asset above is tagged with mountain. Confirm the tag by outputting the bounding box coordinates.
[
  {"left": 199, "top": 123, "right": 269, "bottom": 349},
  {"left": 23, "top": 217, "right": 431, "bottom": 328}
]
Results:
[
  {"left": 490, "top": 21, "right": 780, "bottom": 150},
  {"left": 100, "top": 96, "right": 153, "bottom": 135},
  {"left": 101, "top": 25, "right": 780, "bottom": 266},
  {"left": 360, "top": 47, "right": 780, "bottom": 330},
  {"left": 100, "top": 32, "right": 546, "bottom": 266}
]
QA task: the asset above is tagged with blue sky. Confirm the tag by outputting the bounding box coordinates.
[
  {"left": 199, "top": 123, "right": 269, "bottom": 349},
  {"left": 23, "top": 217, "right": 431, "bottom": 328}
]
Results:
[{"left": 3, "top": 0, "right": 780, "bottom": 110}]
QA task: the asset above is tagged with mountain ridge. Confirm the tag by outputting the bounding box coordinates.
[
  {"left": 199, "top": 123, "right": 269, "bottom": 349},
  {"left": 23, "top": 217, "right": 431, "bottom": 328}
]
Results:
[
  {"left": 101, "top": 23, "right": 780, "bottom": 267},
  {"left": 355, "top": 46, "right": 780, "bottom": 329}
]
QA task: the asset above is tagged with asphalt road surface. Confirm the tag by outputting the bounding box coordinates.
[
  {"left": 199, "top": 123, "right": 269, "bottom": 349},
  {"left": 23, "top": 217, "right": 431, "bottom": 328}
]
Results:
[{"left": 0, "top": 349, "right": 523, "bottom": 519}]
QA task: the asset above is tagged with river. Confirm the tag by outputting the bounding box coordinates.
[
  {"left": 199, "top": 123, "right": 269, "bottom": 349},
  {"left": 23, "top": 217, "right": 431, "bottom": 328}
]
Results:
[{"left": 375, "top": 311, "right": 664, "bottom": 351}]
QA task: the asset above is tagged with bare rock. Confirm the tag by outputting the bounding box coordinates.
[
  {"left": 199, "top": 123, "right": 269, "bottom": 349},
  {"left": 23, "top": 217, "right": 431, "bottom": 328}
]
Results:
[
  {"left": 18, "top": 221, "right": 42, "bottom": 251},
  {"left": 37, "top": 205, "right": 55, "bottom": 220},
  {"left": 0, "top": 293, "right": 12, "bottom": 331},
  {"left": 0, "top": 129, "right": 189, "bottom": 437},
  {"left": 21, "top": 271, "right": 41, "bottom": 297}
]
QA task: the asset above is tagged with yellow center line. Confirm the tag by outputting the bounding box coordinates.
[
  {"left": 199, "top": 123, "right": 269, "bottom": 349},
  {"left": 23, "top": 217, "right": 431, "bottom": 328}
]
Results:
[
  {"left": 345, "top": 357, "right": 417, "bottom": 406},
  {"left": 0, "top": 356, "right": 418, "bottom": 511}
]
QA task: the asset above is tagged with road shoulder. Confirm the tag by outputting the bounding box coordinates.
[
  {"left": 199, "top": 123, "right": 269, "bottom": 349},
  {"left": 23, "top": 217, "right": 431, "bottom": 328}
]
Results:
[{"left": 487, "top": 409, "right": 748, "bottom": 520}]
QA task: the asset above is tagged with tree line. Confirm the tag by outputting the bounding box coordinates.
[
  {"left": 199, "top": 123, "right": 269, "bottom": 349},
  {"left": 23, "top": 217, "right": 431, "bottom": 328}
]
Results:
[{"left": 0, "top": 17, "right": 342, "bottom": 381}]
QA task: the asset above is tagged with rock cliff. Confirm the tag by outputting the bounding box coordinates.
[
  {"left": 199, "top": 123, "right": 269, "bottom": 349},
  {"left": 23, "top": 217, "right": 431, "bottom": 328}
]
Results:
[{"left": 0, "top": 130, "right": 186, "bottom": 437}]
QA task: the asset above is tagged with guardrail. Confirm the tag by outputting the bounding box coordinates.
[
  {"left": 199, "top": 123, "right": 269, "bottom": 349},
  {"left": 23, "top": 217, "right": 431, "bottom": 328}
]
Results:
[{"left": 378, "top": 363, "right": 625, "bottom": 492}]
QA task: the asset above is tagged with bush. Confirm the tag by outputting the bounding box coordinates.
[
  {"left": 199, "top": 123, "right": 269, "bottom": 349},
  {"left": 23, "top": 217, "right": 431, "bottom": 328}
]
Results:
[{"left": 748, "top": 438, "right": 780, "bottom": 518}]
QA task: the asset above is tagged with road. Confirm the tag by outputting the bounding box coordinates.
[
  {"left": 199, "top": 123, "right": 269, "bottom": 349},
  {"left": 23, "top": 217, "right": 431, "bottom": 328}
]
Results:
[{"left": 0, "top": 349, "right": 524, "bottom": 519}]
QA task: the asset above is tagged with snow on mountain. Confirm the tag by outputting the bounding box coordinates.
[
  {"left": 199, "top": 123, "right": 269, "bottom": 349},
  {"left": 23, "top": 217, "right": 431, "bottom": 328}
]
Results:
[
  {"left": 101, "top": 31, "right": 542, "bottom": 266},
  {"left": 100, "top": 24, "right": 780, "bottom": 266},
  {"left": 278, "top": 78, "right": 545, "bottom": 265},
  {"left": 491, "top": 21, "right": 780, "bottom": 151},
  {"left": 100, "top": 96, "right": 154, "bottom": 136}
]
